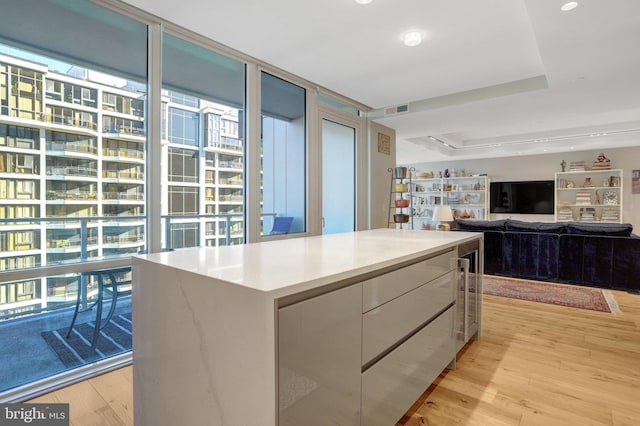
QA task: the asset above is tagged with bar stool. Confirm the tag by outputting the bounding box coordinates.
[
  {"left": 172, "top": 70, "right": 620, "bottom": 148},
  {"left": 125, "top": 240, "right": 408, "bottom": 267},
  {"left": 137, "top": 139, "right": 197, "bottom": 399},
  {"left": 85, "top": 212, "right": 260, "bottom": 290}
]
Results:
[{"left": 66, "top": 266, "right": 132, "bottom": 352}]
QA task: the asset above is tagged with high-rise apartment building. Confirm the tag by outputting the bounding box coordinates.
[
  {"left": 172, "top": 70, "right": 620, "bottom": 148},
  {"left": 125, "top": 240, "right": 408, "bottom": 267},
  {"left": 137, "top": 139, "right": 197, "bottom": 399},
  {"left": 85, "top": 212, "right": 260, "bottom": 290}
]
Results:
[{"left": 0, "top": 53, "right": 243, "bottom": 317}]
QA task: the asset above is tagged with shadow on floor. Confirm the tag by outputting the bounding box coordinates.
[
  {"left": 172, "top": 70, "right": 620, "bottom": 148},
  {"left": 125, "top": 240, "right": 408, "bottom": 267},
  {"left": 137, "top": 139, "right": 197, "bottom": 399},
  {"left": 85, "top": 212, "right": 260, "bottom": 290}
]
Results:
[{"left": 0, "top": 298, "right": 132, "bottom": 393}]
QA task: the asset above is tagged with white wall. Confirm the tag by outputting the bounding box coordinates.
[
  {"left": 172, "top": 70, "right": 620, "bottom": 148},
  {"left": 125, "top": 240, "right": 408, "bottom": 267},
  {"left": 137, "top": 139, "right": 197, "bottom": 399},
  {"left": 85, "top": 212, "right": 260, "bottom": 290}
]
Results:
[
  {"left": 368, "top": 122, "right": 396, "bottom": 229},
  {"left": 402, "top": 146, "right": 640, "bottom": 231}
]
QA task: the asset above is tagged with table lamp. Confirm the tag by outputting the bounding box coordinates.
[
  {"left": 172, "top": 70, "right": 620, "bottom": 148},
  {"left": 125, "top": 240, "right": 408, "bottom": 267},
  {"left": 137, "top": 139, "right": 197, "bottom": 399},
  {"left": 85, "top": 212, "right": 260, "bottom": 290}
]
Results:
[{"left": 432, "top": 205, "right": 454, "bottom": 231}]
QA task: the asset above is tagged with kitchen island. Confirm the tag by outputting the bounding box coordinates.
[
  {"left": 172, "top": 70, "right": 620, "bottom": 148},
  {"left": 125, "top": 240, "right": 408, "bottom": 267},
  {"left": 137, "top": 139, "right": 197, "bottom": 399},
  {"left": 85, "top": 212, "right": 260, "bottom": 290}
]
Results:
[{"left": 132, "top": 228, "right": 483, "bottom": 426}]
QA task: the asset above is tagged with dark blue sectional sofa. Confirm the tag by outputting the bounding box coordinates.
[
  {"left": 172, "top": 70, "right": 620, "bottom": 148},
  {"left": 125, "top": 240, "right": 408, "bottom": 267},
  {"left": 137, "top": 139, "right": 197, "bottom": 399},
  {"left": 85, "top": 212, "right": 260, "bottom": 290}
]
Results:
[{"left": 454, "top": 218, "right": 640, "bottom": 291}]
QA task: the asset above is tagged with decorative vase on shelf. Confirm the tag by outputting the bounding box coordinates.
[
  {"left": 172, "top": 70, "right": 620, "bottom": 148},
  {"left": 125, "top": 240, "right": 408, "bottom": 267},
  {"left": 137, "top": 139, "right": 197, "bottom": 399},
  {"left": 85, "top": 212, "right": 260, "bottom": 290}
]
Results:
[
  {"left": 395, "top": 183, "right": 408, "bottom": 192},
  {"left": 393, "top": 167, "right": 407, "bottom": 179},
  {"left": 444, "top": 169, "right": 450, "bottom": 178}
]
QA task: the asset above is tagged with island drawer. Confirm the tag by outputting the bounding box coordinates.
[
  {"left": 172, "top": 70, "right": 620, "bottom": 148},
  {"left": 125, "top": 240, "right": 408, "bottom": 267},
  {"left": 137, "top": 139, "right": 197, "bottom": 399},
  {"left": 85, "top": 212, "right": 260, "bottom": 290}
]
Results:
[
  {"left": 362, "top": 249, "right": 455, "bottom": 312},
  {"left": 361, "top": 306, "right": 455, "bottom": 426},
  {"left": 362, "top": 271, "right": 455, "bottom": 366}
]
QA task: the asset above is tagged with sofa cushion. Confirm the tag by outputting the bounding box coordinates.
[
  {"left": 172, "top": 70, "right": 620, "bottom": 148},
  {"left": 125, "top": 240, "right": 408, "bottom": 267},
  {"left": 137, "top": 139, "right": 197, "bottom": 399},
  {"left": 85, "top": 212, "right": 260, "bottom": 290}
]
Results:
[
  {"left": 566, "top": 222, "right": 633, "bottom": 237},
  {"left": 454, "top": 218, "right": 506, "bottom": 231},
  {"left": 537, "top": 222, "right": 568, "bottom": 234},
  {"left": 505, "top": 219, "right": 567, "bottom": 234},
  {"left": 505, "top": 219, "right": 538, "bottom": 232}
]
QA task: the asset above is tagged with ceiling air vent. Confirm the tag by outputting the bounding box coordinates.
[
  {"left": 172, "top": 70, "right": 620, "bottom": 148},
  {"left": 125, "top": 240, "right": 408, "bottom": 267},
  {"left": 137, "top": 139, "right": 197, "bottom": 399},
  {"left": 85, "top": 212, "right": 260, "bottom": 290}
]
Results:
[{"left": 384, "top": 104, "right": 410, "bottom": 116}]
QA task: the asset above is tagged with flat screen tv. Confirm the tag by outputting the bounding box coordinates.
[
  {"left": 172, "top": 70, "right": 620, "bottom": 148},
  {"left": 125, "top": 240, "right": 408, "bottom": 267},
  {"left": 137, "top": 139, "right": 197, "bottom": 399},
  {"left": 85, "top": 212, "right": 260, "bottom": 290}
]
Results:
[{"left": 490, "top": 180, "right": 554, "bottom": 214}]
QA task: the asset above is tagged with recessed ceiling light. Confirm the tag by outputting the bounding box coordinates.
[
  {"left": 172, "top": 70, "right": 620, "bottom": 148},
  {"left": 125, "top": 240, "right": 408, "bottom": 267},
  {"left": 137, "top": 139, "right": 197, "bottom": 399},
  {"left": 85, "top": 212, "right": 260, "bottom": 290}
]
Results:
[
  {"left": 354, "top": 0, "right": 373, "bottom": 4},
  {"left": 561, "top": 2, "right": 578, "bottom": 11},
  {"left": 403, "top": 31, "right": 423, "bottom": 47}
]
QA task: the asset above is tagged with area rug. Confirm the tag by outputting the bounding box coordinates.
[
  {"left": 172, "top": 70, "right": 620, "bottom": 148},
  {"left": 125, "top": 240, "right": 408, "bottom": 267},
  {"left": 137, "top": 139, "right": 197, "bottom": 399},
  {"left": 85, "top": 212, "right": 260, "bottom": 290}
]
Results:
[
  {"left": 482, "top": 275, "right": 618, "bottom": 313},
  {"left": 40, "top": 312, "right": 132, "bottom": 368}
]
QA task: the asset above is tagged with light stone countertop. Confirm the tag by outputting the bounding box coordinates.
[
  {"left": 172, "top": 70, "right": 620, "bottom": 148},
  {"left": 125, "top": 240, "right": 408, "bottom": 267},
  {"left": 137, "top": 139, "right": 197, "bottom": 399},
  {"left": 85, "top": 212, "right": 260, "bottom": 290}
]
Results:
[{"left": 135, "top": 228, "right": 481, "bottom": 299}]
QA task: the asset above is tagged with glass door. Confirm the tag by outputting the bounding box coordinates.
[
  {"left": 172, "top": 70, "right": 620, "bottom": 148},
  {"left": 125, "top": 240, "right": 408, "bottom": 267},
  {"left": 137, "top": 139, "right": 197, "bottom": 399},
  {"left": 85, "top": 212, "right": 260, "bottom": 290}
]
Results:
[{"left": 322, "top": 119, "right": 356, "bottom": 234}]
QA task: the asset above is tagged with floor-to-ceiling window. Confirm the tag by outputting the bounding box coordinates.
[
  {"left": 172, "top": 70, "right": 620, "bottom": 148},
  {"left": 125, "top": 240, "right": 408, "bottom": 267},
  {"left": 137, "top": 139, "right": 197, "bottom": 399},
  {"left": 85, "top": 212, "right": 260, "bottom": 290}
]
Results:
[
  {"left": 0, "top": 0, "right": 148, "bottom": 396},
  {"left": 260, "top": 72, "right": 306, "bottom": 236},
  {"left": 161, "top": 33, "right": 245, "bottom": 249}
]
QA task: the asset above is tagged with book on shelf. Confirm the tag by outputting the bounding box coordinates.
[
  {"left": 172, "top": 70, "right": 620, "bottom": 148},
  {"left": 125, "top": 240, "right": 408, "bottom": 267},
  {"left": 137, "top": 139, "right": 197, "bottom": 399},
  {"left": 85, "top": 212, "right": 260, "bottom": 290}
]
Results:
[
  {"left": 600, "top": 207, "right": 620, "bottom": 222},
  {"left": 569, "top": 161, "right": 586, "bottom": 171},
  {"left": 557, "top": 207, "right": 573, "bottom": 221},
  {"left": 579, "top": 207, "right": 596, "bottom": 221},
  {"left": 575, "top": 190, "right": 592, "bottom": 205}
]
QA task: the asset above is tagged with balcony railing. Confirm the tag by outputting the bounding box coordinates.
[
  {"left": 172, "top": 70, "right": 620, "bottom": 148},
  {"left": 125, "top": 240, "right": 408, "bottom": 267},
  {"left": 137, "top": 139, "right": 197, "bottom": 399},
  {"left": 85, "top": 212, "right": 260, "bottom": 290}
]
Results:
[
  {"left": 0, "top": 212, "right": 279, "bottom": 334},
  {"left": 209, "top": 141, "right": 242, "bottom": 152},
  {"left": 218, "top": 160, "right": 243, "bottom": 169},
  {"left": 46, "top": 166, "right": 98, "bottom": 178},
  {"left": 0, "top": 208, "right": 283, "bottom": 395},
  {"left": 47, "top": 236, "right": 99, "bottom": 249},
  {"left": 42, "top": 113, "right": 97, "bottom": 131},
  {"left": 103, "top": 234, "right": 145, "bottom": 244},
  {"left": 102, "top": 125, "right": 145, "bottom": 137},
  {"left": 0, "top": 216, "right": 146, "bottom": 264},
  {"left": 160, "top": 213, "right": 263, "bottom": 247},
  {"left": 219, "top": 194, "right": 243, "bottom": 202},
  {"left": 46, "top": 142, "right": 97, "bottom": 155},
  {"left": 102, "top": 192, "right": 144, "bottom": 201},
  {"left": 102, "top": 147, "right": 144, "bottom": 160},
  {"left": 46, "top": 191, "right": 97, "bottom": 200},
  {"left": 0, "top": 213, "right": 266, "bottom": 267},
  {"left": 102, "top": 211, "right": 143, "bottom": 218},
  {"left": 218, "top": 178, "right": 243, "bottom": 185},
  {"left": 102, "top": 170, "right": 144, "bottom": 180},
  {"left": 46, "top": 213, "right": 98, "bottom": 221}
]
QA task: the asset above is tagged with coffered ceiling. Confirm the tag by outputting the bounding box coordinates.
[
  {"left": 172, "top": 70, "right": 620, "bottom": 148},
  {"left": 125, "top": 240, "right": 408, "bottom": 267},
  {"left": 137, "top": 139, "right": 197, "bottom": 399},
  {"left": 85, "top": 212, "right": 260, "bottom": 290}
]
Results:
[{"left": 122, "top": 0, "right": 640, "bottom": 164}]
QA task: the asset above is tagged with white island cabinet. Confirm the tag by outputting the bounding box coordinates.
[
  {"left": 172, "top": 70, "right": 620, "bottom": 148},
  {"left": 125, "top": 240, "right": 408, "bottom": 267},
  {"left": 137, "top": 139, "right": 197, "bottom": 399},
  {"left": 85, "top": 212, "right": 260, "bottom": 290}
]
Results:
[{"left": 132, "top": 229, "right": 483, "bottom": 426}]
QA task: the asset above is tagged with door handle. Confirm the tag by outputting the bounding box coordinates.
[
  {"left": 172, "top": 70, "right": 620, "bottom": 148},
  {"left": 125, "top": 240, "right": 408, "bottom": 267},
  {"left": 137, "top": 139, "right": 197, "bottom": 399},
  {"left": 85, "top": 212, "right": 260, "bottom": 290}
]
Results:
[{"left": 458, "top": 257, "right": 470, "bottom": 341}]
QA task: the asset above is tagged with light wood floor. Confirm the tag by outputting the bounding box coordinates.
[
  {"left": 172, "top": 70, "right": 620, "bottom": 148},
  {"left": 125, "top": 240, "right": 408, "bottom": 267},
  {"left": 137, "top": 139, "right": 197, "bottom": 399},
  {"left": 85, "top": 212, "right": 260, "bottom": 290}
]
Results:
[{"left": 29, "top": 287, "right": 640, "bottom": 426}]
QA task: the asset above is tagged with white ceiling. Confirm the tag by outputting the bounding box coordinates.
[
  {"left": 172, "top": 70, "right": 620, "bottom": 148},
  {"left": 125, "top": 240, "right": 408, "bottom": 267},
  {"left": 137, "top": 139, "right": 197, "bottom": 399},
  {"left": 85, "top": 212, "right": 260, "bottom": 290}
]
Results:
[{"left": 122, "top": 0, "right": 640, "bottom": 164}]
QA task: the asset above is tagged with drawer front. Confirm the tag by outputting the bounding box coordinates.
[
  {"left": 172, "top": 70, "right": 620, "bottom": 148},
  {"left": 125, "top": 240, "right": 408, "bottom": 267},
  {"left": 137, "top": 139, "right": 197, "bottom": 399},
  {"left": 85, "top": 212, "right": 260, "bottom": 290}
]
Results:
[
  {"left": 362, "top": 271, "right": 455, "bottom": 365},
  {"left": 363, "top": 249, "right": 455, "bottom": 312},
  {"left": 278, "top": 284, "right": 362, "bottom": 426},
  {"left": 361, "top": 307, "right": 455, "bottom": 426}
]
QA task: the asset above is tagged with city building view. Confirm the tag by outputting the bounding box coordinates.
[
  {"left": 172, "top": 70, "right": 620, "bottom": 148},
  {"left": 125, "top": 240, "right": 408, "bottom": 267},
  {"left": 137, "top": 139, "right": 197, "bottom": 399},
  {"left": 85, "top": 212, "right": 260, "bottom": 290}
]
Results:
[{"left": 0, "top": 50, "right": 243, "bottom": 319}]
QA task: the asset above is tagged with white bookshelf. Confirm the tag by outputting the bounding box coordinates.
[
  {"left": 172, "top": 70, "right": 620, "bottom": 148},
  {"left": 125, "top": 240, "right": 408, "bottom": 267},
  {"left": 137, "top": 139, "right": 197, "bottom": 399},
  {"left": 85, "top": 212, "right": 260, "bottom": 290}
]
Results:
[
  {"left": 554, "top": 169, "right": 623, "bottom": 222},
  {"left": 412, "top": 176, "right": 489, "bottom": 229}
]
